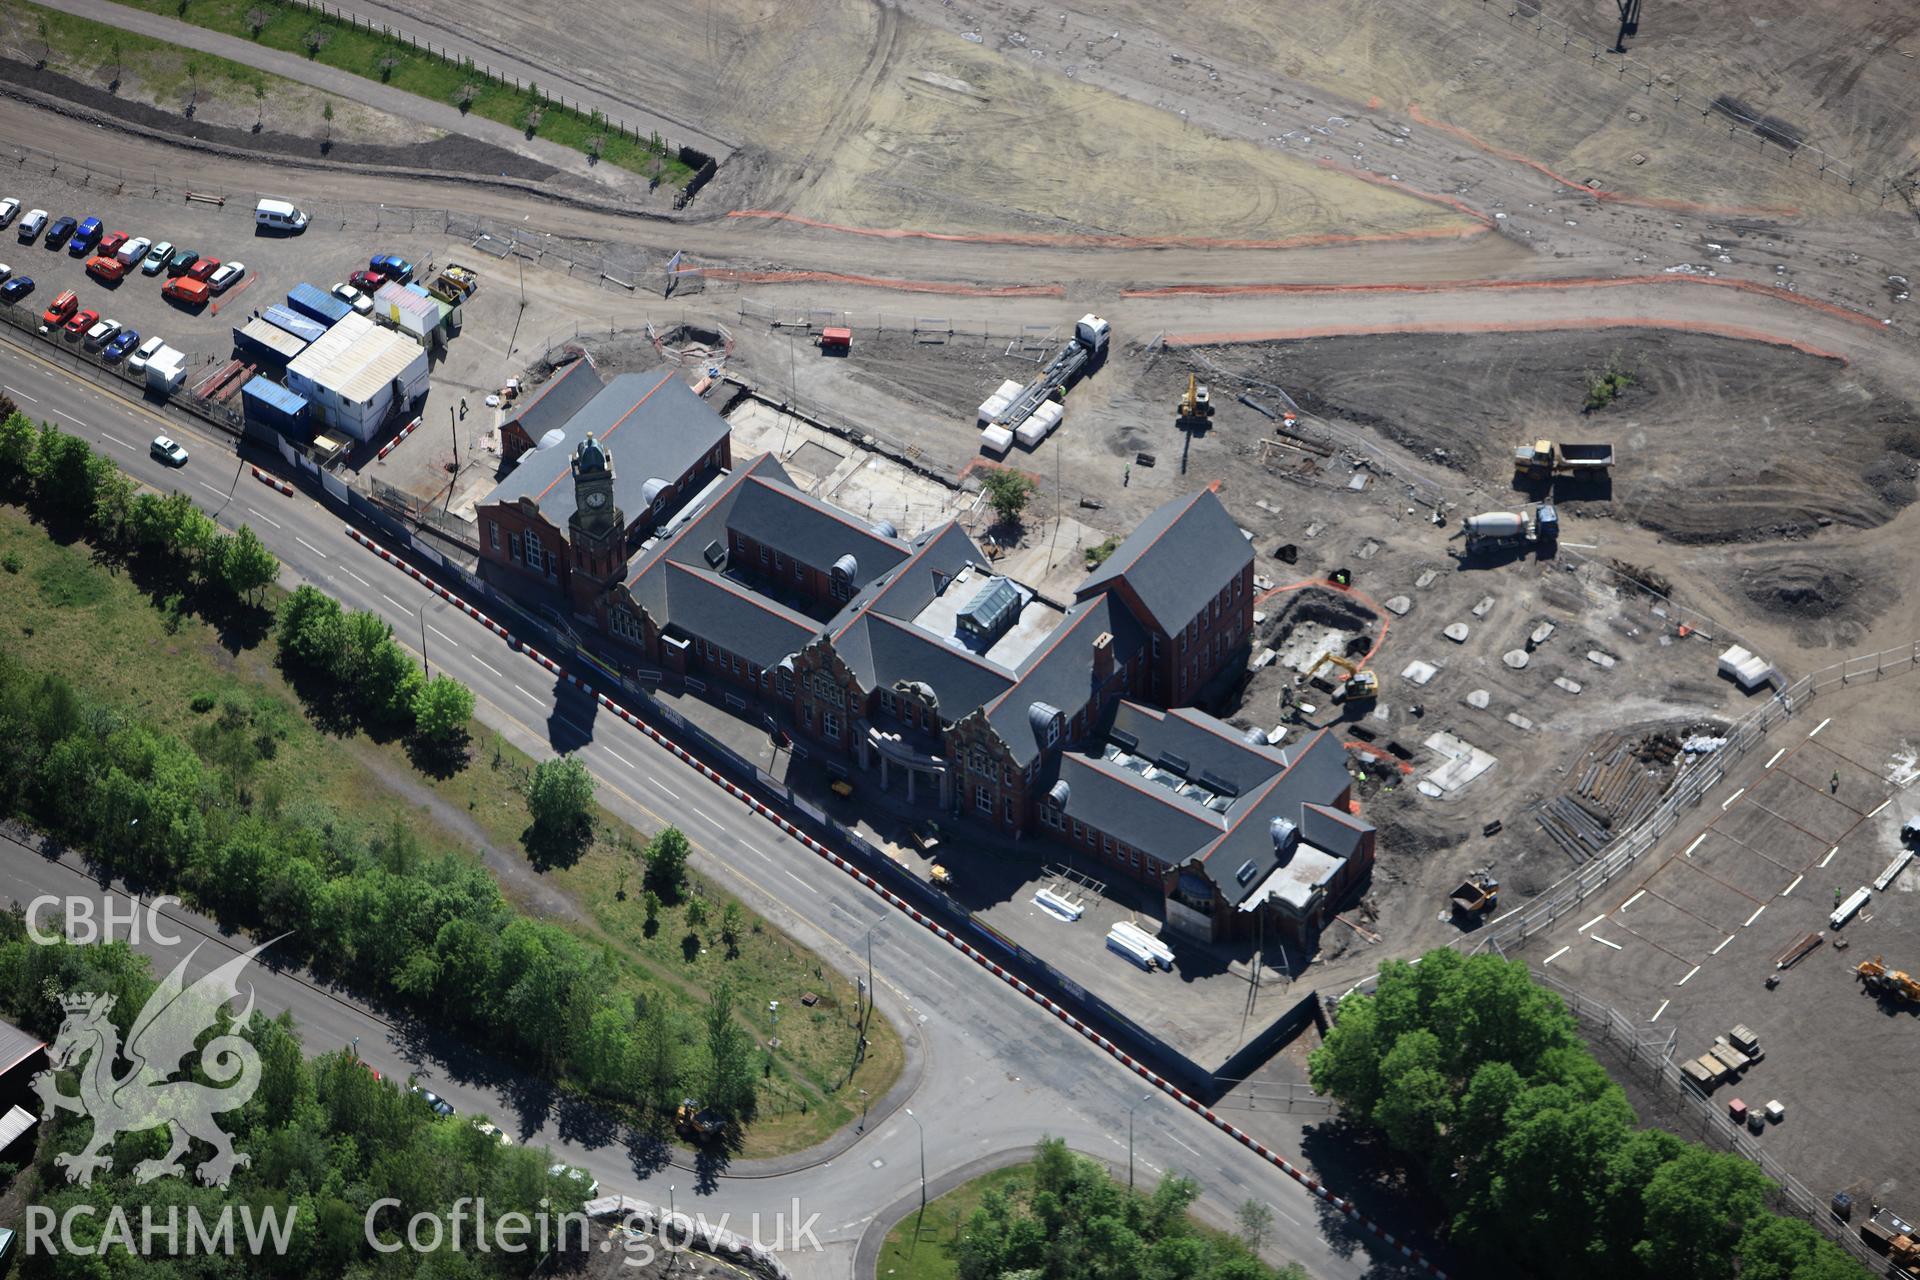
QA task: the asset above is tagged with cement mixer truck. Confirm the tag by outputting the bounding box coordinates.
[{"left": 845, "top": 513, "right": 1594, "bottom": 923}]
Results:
[{"left": 1456, "top": 505, "right": 1558, "bottom": 555}]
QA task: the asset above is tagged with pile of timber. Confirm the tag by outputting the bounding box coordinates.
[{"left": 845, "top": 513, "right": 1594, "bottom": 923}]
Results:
[{"left": 1532, "top": 731, "right": 1678, "bottom": 862}]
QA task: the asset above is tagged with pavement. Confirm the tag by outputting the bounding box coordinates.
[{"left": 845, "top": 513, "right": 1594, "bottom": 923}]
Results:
[{"left": 0, "top": 330, "right": 1432, "bottom": 1279}]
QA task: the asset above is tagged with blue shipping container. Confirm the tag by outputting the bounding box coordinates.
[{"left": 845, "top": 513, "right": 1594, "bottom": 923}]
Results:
[
  {"left": 241, "top": 377, "right": 310, "bottom": 435},
  {"left": 285, "top": 282, "right": 352, "bottom": 327},
  {"left": 261, "top": 304, "right": 326, "bottom": 345}
]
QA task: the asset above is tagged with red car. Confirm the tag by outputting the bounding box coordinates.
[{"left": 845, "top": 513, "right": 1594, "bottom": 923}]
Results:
[
  {"left": 97, "top": 230, "right": 129, "bottom": 258},
  {"left": 348, "top": 269, "right": 385, "bottom": 292},
  {"left": 64, "top": 307, "right": 99, "bottom": 337},
  {"left": 356, "top": 1060, "right": 382, "bottom": 1082},
  {"left": 185, "top": 256, "right": 221, "bottom": 283}
]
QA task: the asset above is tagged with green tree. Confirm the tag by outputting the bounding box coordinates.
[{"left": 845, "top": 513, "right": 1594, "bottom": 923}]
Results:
[
  {"left": 684, "top": 895, "right": 706, "bottom": 932},
  {"left": 704, "top": 980, "right": 754, "bottom": 1120},
  {"left": 641, "top": 888, "right": 661, "bottom": 938},
  {"left": 377, "top": 53, "right": 400, "bottom": 82},
  {"left": 216, "top": 524, "right": 279, "bottom": 603},
  {"left": 0, "top": 411, "right": 34, "bottom": 475},
  {"left": 276, "top": 585, "right": 346, "bottom": 669},
  {"left": 524, "top": 755, "right": 594, "bottom": 862},
  {"left": 635, "top": 994, "right": 681, "bottom": 1114},
  {"left": 1236, "top": 1199, "right": 1275, "bottom": 1253},
  {"left": 720, "top": 901, "right": 743, "bottom": 958},
  {"left": 1735, "top": 1216, "right": 1863, "bottom": 1280},
  {"left": 980, "top": 466, "right": 1038, "bottom": 526},
  {"left": 1372, "top": 1028, "right": 1453, "bottom": 1165},
  {"left": 1635, "top": 1147, "right": 1772, "bottom": 1278},
  {"left": 245, "top": 6, "right": 271, "bottom": 37},
  {"left": 644, "top": 825, "right": 691, "bottom": 900},
  {"left": 411, "top": 675, "right": 474, "bottom": 744},
  {"left": 86, "top": 454, "right": 134, "bottom": 546}
]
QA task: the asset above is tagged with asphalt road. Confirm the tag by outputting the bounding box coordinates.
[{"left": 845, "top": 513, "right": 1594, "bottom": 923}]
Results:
[{"left": 0, "top": 335, "right": 1415, "bottom": 1279}]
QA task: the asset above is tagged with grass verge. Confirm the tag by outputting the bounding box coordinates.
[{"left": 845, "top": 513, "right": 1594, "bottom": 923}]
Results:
[{"left": 877, "top": 1162, "right": 1033, "bottom": 1280}]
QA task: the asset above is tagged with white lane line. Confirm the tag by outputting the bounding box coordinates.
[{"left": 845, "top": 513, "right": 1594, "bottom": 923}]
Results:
[
  {"left": 1578, "top": 913, "right": 1607, "bottom": 933},
  {"left": 1809, "top": 717, "right": 1830, "bottom": 737},
  {"left": 1621, "top": 888, "right": 1647, "bottom": 912},
  {"left": 1591, "top": 933, "right": 1622, "bottom": 951},
  {"left": 101, "top": 432, "right": 131, "bottom": 448},
  {"left": 1869, "top": 798, "right": 1891, "bottom": 818},
  {"left": 1764, "top": 747, "right": 1786, "bottom": 768},
  {"left": 1165, "top": 1131, "right": 1205, "bottom": 1160},
  {"left": 472, "top": 658, "right": 501, "bottom": 678},
  {"left": 245, "top": 505, "right": 283, "bottom": 529},
  {"left": 694, "top": 810, "right": 727, "bottom": 832},
  {"left": 429, "top": 625, "right": 458, "bottom": 646},
  {"left": 1744, "top": 904, "right": 1767, "bottom": 927},
  {"left": 1711, "top": 934, "right": 1736, "bottom": 955},
  {"left": 1684, "top": 833, "right": 1708, "bottom": 857},
  {"left": 1543, "top": 945, "right": 1571, "bottom": 965},
  {"left": 52, "top": 409, "right": 83, "bottom": 425},
  {"left": 648, "top": 777, "right": 679, "bottom": 800},
  {"left": 1650, "top": 999, "right": 1670, "bottom": 1022},
  {"left": 382, "top": 593, "right": 409, "bottom": 612},
  {"left": 197, "top": 480, "right": 224, "bottom": 497},
  {"left": 512, "top": 684, "right": 541, "bottom": 703},
  {"left": 2, "top": 385, "right": 37, "bottom": 402},
  {"left": 1677, "top": 965, "right": 1701, "bottom": 986},
  {"left": 1819, "top": 846, "right": 1839, "bottom": 868},
  {"left": 295, "top": 535, "right": 328, "bottom": 558},
  {"left": 1721, "top": 786, "right": 1747, "bottom": 810},
  {"left": 1782, "top": 874, "right": 1803, "bottom": 897},
  {"left": 604, "top": 748, "right": 633, "bottom": 768},
  {"left": 345, "top": 568, "right": 368, "bottom": 586}
]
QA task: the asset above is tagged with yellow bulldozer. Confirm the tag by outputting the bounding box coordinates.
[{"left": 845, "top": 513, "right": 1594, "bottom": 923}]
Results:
[
  {"left": 1857, "top": 956, "right": 1920, "bottom": 1003},
  {"left": 1305, "top": 652, "right": 1379, "bottom": 703}
]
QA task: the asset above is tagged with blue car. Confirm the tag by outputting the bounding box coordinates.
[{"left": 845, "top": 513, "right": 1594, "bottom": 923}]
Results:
[
  {"left": 44, "top": 216, "right": 76, "bottom": 249},
  {"left": 69, "top": 217, "right": 102, "bottom": 257},
  {"left": 103, "top": 327, "right": 139, "bottom": 361},
  {"left": 368, "top": 253, "right": 412, "bottom": 283},
  {"left": 0, "top": 276, "right": 31, "bottom": 303}
]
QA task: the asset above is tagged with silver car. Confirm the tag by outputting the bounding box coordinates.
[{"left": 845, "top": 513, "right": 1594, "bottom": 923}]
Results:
[{"left": 149, "top": 435, "right": 188, "bottom": 467}]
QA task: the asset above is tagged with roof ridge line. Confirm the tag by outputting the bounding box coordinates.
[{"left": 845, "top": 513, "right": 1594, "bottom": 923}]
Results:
[
  {"left": 532, "top": 367, "right": 679, "bottom": 505},
  {"left": 1076, "top": 754, "right": 1230, "bottom": 831}
]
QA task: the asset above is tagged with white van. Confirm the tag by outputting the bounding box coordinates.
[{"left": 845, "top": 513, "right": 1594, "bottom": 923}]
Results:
[{"left": 254, "top": 198, "right": 309, "bottom": 233}]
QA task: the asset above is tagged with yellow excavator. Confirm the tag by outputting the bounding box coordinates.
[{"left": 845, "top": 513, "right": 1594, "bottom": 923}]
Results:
[
  {"left": 1305, "top": 652, "right": 1379, "bottom": 703},
  {"left": 1858, "top": 956, "right": 1920, "bottom": 1003},
  {"left": 1176, "top": 373, "right": 1214, "bottom": 429}
]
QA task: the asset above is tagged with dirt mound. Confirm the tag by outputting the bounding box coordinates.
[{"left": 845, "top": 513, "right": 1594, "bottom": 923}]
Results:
[{"left": 1741, "top": 560, "right": 1864, "bottom": 619}]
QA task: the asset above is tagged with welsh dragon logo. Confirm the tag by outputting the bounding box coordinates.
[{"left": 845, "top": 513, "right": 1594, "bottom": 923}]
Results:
[{"left": 32, "top": 941, "right": 275, "bottom": 1187}]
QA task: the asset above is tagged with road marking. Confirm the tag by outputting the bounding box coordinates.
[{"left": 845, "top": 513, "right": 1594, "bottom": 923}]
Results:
[
  {"left": 344, "top": 569, "right": 368, "bottom": 586},
  {"left": 52, "top": 409, "right": 84, "bottom": 426},
  {"left": 648, "top": 777, "right": 679, "bottom": 800},
  {"left": 605, "top": 748, "right": 633, "bottom": 768},
  {"left": 1591, "top": 933, "right": 1622, "bottom": 950},
  {"left": 472, "top": 658, "right": 502, "bottom": 678},
  {"left": 1578, "top": 913, "right": 1606, "bottom": 933},
  {"left": 1782, "top": 874, "right": 1802, "bottom": 897},
  {"left": 556, "top": 714, "right": 595, "bottom": 736},
  {"left": 1869, "top": 798, "right": 1891, "bottom": 818},
  {"left": 428, "top": 625, "right": 458, "bottom": 646},
  {"left": 1650, "top": 999, "right": 1670, "bottom": 1022},
  {"left": 382, "top": 594, "right": 409, "bottom": 612},
  {"left": 694, "top": 810, "right": 727, "bottom": 832},
  {"left": 2, "top": 385, "right": 37, "bottom": 402},
  {"left": 1809, "top": 717, "right": 1830, "bottom": 737},
  {"left": 1819, "top": 845, "right": 1838, "bottom": 868},
  {"left": 1621, "top": 889, "right": 1647, "bottom": 912},
  {"left": 295, "top": 536, "right": 328, "bottom": 558},
  {"left": 197, "top": 480, "right": 224, "bottom": 497},
  {"left": 1721, "top": 786, "right": 1746, "bottom": 810},
  {"left": 1677, "top": 965, "right": 1701, "bottom": 985},
  {"left": 1543, "top": 945, "right": 1570, "bottom": 965},
  {"left": 1711, "top": 934, "right": 1736, "bottom": 955},
  {"left": 1164, "top": 1131, "right": 1205, "bottom": 1160},
  {"left": 1764, "top": 747, "right": 1786, "bottom": 768},
  {"left": 1684, "top": 833, "right": 1707, "bottom": 857},
  {"left": 512, "top": 684, "right": 541, "bottom": 703},
  {"left": 101, "top": 432, "right": 131, "bottom": 448},
  {"left": 1744, "top": 904, "right": 1767, "bottom": 927},
  {"left": 245, "top": 505, "right": 283, "bottom": 529}
]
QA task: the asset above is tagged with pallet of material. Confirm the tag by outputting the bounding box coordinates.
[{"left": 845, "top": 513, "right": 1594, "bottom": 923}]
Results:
[
  {"left": 192, "top": 359, "right": 243, "bottom": 398},
  {"left": 1773, "top": 930, "right": 1823, "bottom": 970}
]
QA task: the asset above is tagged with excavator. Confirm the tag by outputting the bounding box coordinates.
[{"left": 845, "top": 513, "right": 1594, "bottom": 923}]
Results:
[
  {"left": 1304, "top": 652, "right": 1379, "bottom": 703},
  {"left": 1176, "top": 373, "right": 1214, "bottom": 430},
  {"left": 1857, "top": 956, "right": 1920, "bottom": 1004}
]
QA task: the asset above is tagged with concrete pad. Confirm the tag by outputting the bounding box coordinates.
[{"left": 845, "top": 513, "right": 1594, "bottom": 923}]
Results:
[
  {"left": 1473, "top": 595, "right": 1497, "bottom": 618},
  {"left": 1305, "top": 521, "right": 1327, "bottom": 538},
  {"left": 1466, "top": 689, "right": 1491, "bottom": 709},
  {"left": 1506, "top": 712, "right": 1536, "bottom": 731},
  {"left": 1384, "top": 595, "right": 1412, "bottom": 616},
  {"left": 1401, "top": 660, "right": 1440, "bottom": 686},
  {"left": 1278, "top": 623, "right": 1354, "bottom": 675},
  {"left": 1443, "top": 623, "right": 1471, "bottom": 643},
  {"left": 1251, "top": 647, "right": 1277, "bottom": 671},
  {"left": 1416, "top": 570, "right": 1438, "bottom": 589},
  {"left": 1417, "top": 780, "right": 1445, "bottom": 798},
  {"left": 1532, "top": 621, "right": 1557, "bottom": 645},
  {"left": 1355, "top": 536, "right": 1380, "bottom": 555},
  {"left": 1503, "top": 649, "right": 1531, "bottom": 669},
  {"left": 1554, "top": 676, "right": 1584, "bottom": 694},
  {"left": 1423, "top": 730, "right": 1498, "bottom": 793},
  {"left": 1587, "top": 650, "right": 1618, "bottom": 668}
]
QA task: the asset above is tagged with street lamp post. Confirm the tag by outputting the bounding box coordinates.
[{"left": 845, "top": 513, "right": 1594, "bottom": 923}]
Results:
[
  {"left": 904, "top": 1107, "right": 927, "bottom": 1216},
  {"left": 351, "top": 1035, "right": 360, "bottom": 1060},
  {"left": 1126, "top": 1092, "right": 1154, "bottom": 1191}
]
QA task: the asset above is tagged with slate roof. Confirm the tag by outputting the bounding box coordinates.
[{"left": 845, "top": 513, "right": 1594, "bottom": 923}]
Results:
[
  {"left": 1074, "top": 488, "right": 1251, "bottom": 632},
  {"left": 985, "top": 594, "right": 1145, "bottom": 766},
  {"left": 658, "top": 562, "right": 818, "bottom": 669},
  {"left": 839, "top": 614, "right": 1015, "bottom": 716},
  {"left": 506, "top": 357, "right": 603, "bottom": 448},
  {"left": 1198, "top": 732, "right": 1362, "bottom": 907},
  {"left": 725, "top": 476, "right": 910, "bottom": 586},
  {"left": 1058, "top": 752, "right": 1227, "bottom": 863},
  {"left": 828, "top": 523, "right": 988, "bottom": 636},
  {"left": 483, "top": 368, "right": 728, "bottom": 528}
]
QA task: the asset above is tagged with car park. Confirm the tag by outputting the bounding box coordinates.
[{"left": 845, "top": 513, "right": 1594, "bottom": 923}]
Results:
[
  {"left": 348, "top": 269, "right": 385, "bottom": 291},
  {"left": 142, "top": 240, "right": 172, "bottom": 274},
  {"left": 127, "top": 334, "right": 165, "bottom": 372},
  {"left": 83, "top": 317, "right": 120, "bottom": 349},
  {"left": 85, "top": 255, "right": 127, "bottom": 284},
  {"left": 0, "top": 276, "right": 30, "bottom": 304},
  {"left": 68, "top": 217, "right": 102, "bottom": 256},
  {"left": 185, "top": 256, "right": 220, "bottom": 283},
  {"left": 368, "top": 254, "right": 412, "bottom": 283},
  {"left": 17, "top": 209, "right": 46, "bottom": 242},
  {"left": 209, "top": 261, "right": 245, "bottom": 293},
  {"left": 410, "top": 1086, "right": 454, "bottom": 1117},
  {"left": 116, "top": 235, "right": 151, "bottom": 266},
  {"left": 330, "top": 282, "right": 373, "bottom": 315},
  {"left": 0, "top": 198, "right": 17, "bottom": 228},
  {"left": 97, "top": 230, "right": 128, "bottom": 258},
  {"left": 166, "top": 247, "right": 198, "bottom": 276},
  {"left": 162, "top": 277, "right": 210, "bottom": 308},
  {"left": 103, "top": 327, "right": 139, "bottom": 361},
  {"left": 45, "top": 217, "right": 76, "bottom": 249},
  {"left": 64, "top": 308, "right": 99, "bottom": 338},
  {"left": 149, "top": 435, "right": 188, "bottom": 467},
  {"left": 546, "top": 1163, "right": 599, "bottom": 1199},
  {"left": 40, "top": 289, "right": 76, "bottom": 325}
]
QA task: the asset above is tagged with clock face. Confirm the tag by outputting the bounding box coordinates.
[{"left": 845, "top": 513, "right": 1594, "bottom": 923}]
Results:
[{"left": 587, "top": 491, "right": 607, "bottom": 508}]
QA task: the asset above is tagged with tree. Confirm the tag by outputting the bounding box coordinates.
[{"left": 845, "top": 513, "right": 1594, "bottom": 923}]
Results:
[
  {"left": 523, "top": 105, "right": 544, "bottom": 136},
  {"left": 185, "top": 59, "right": 201, "bottom": 109},
  {"left": 276, "top": 585, "right": 346, "bottom": 670},
  {"left": 980, "top": 467, "right": 1038, "bottom": 526},
  {"left": 254, "top": 80, "right": 267, "bottom": 130},
  {"left": 411, "top": 675, "right": 473, "bottom": 745},
  {"left": 85, "top": 454, "right": 134, "bottom": 546},
  {"left": 1235, "top": 1199, "right": 1274, "bottom": 1253},
  {"left": 321, "top": 100, "right": 334, "bottom": 148},
  {"left": 719, "top": 902, "right": 743, "bottom": 958},
  {"left": 34, "top": 17, "right": 49, "bottom": 66},
  {"left": 634, "top": 994, "right": 680, "bottom": 1114},
  {"left": 245, "top": 7, "right": 272, "bottom": 37},
  {"left": 377, "top": 53, "right": 400, "bottom": 82},
  {"left": 683, "top": 896, "right": 706, "bottom": 932},
  {"left": 1735, "top": 1216, "right": 1863, "bottom": 1280},
  {"left": 641, "top": 889, "right": 661, "bottom": 938},
  {"left": 524, "top": 755, "right": 594, "bottom": 862},
  {"left": 0, "top": 411, "right": 34, "bottom": 476},
  {"left": 1372, "top": 1029, "right": 1453, "bottom": 1165},
  {"left": 304, "top": 28, "right": 330, "bottom": 58},
  {"left": 645, "top": 825, "right": 690, "bottom": 900},
  {"left": 455, "top": 81, "right": 478, "bottom": 113},
  {"left": 704, "top": 981, "right": 755, "bottom": 1120},
  {"left": 1635, "top": 1147, "right": 1772, "bottom": 1278},
  {"left": 361, "top": 637, "right": 423, "bottom": 731},
  {"left": 216, "top": 524, "right": 279, "bottom": 603}
]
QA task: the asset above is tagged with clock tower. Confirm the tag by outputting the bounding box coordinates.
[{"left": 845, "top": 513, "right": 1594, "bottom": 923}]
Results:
[{"left": 566, "top": 433, "right": 624, "bottom": 611}]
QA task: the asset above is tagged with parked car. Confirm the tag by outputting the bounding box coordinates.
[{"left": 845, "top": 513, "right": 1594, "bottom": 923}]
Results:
[
  {"left": 185, "top": 256, "right": 220, "bottom": 283},
  {"left": 97, "top": 230, "right": 128, "bottom": 258},
  {"left": 473, "top": 1121, "right": 514, "bottom": 1147},
  {"left": 149, "top": 435, "right": 188, "bottom": 467},
  {"left": 253, "top": 198, "right": 308, "bottom": 232},
  {"left": 0, "top": 198, "right": 17, "bottom": 229},
  {"left": 348, "top": 269, "right": 385, "bottom": 291},
  {"left": 103, "top": 327, "right": 139, "bottom": 361},
  {"left": 64, "top": 308, "right": 100, "bottom": 338},
  {"left": 68, "top": 217, "right": 102, "bottom": 256},
  {"left": 0, "top": 276, "right": 31, "bottom": 304},
  {"left": 208, "top": 261, "right": 245, "bottom": 293},
  {"left": 409, "top": 1086, "right": 454, "bottom": 1117},
  {"left": 85, "top": 255, "right": 127, "bottom": 284},
  {"left": 368, "top": 254, "right": 412, "bottom": 283},
  {"left": 83, "top": 317, "right": 120, "bottom": 349},
  {"left": 116, "top": 235, "right": 151, "bottom": 267},
  {"left": 17, "top": 209, "right": 47, "bottom": 242},
  {"left": 166, "top": 247, "right": 199, "bottom": 276},
  {"left": 0, "top": 263, "right": 9, "bottom": 284},
  {"left": 546, "top": 1163, "right": 599, "bottom": 1200},
  {"left": 40, "top": 289, "right": 76, "bottom": 325},
  {"left": 44, "top": 216, "right": 77, "bottom": 249},
  {"left": 162, "top": 277, "right": 210, "bottom": 308},
  {"left": 330, "top": 281, "right": 372, "bottom": 314},
  {"left": 142, "top": 240, "right": 173, "bottom": 274},
  {"left": 127, "top": 334, "right": 165, "bottom": 373}
]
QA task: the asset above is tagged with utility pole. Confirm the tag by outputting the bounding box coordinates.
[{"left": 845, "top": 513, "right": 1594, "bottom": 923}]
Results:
[
  {"left": 1126, "top": 1092, "right": 1153, "bottom": 1191},
  {"left": 449, "top": 403, "right": 459, "bottom": 470},
  {"left": 904, "top": 1107, "right": 927, "bottom": 1216}
]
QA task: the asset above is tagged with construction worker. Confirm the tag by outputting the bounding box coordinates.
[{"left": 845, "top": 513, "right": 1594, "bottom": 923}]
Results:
[
  {"left": 1124, "top": 465, "right": 1131, "bottom": 487},
  {"left": 1831, "top": 770, "right": 1841, "bottom": 794}
]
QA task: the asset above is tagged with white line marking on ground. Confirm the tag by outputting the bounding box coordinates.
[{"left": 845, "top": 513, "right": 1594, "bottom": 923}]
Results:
[
  {"left": 1783, "top": 874, "right": 1803, "bottom": 897},
  {"left": 1677, "top": 965, "right": 1701, "bottom": 985},
  {"left": 1764, "top": 747, "right": 1786, "bottom": 768},
  {"left": 1650, "top": 999, "right": 1670, "bottom": 1022},
  {"left": 1578, "top": 913, "right": 1606, "bottom": 933},
  {"left": 428, "top": 625, "right": 457, "bottom": 645},
  {"left": 2, "top": 385, "right": 37, "bottom": 402},
  {"left": 101, "top": 432, "right": 130, "bottom": 448},
  {"left": 1621, "top": 889, "right": 1647, "bottom": 912},
  {"left": 605, "top": 748, "right": 632, "bottom": 768},
  {"left": 52, "top": 409, "right": 83, "bottom": 425},
  {"left": 1722, "top": 786, "right": 1747, "bottom": 810},
  {"left": 1543, "top": 945, "right": 1571, "bottom": 965},
  {"left": 1869, "top": 799, "right": 1891, "bottom": 817},
  {"left": 695, "top": 810, "right": 727, "bottom": 832},
  {"left": 1744, "top": 904, "right": 1767, "bottom": 927},
  {"left": 1711, "top": 934, "right": 1736, "bottom": 955},
  {"left": 382, "top": 594, "right": 408, "bottom": 612},
  {"left": 1810, "top": 717, "right": 1830, "bottom": 737},
  {"left": 197, "top": 481, "right": 224, "bottom": 497},
  {"left": 472, "top": 658, "right": 501, "bottom": 679},
  {"left": 245, "top": 506, "right": 283, "bottom": 529},
  {"left": 513, "top": 684, "right": 541, "bottom": 703},
  {"left": 1591, "top": 934, "right": 1622, "bottom": 951},
  {"left": 1165, "top": 1132, "right": 1205, "bottom": 1160},
  {"left": 1819, "top": 846, "right": 1839, "bottom": 868},
  {"left": 648, "top": 777, "right": 679, "bottom": 800},
  {"left": 295, "top": 536, "right": 327, "bottom": 558}
]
